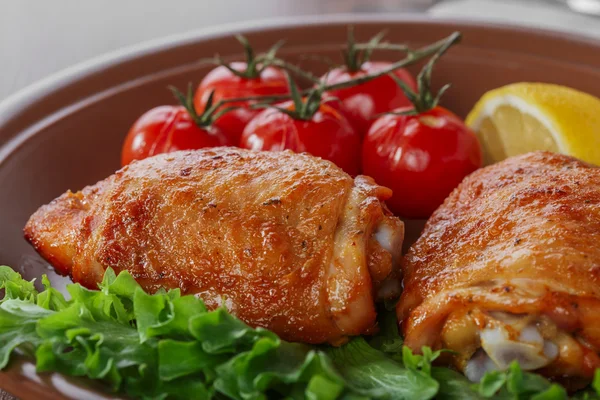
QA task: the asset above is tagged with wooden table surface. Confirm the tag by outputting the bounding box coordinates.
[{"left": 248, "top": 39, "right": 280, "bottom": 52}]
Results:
[{"left": 0, "top": 1, "right": 598, "bottom": 399}]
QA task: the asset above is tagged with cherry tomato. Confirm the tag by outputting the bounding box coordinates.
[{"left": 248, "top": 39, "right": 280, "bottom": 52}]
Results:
[
  {"left": 240, "top": 101, "right": 361, "bottom": 175},
  {"left": 121, "top": 105, "right": 231, "bottom": 167},
  {"left": 322, "top": 62, "right": 417, "bottom": 135},
  {"left": 362, "top": 106, "right": 482, "bottom": 219},
  {"left": 194, "top": 62, "right": 290, "bottom": 143}
]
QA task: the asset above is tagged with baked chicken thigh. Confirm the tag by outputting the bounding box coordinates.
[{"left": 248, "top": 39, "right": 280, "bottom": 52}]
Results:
[
  {"left": 398, "top": 151, "right": 600, "bottom": 387},
  {"left": 25, "top": 148, "right": 403, "bottom": 344}
]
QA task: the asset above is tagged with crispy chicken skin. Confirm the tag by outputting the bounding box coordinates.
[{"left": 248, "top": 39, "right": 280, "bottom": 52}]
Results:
[
  {"left": 25, "top": 148, "right": 403, "bottom": 344},
  {"left": 397, "top": 151, "right": 600, "bottom": 385}
]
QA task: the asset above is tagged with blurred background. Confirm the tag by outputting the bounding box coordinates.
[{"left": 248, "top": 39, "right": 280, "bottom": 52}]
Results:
[{"left": 1, "top": 0, "right": 599, "bottom": 102}]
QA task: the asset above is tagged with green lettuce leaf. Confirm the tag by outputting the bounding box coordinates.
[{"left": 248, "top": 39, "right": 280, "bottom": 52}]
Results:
[
  {"left": 0, "top": 299, "right": 51, "bottom": 368},
  {"left": 594, "top": 369, "right": 600, "bottom": 395},
  {"left": 432, "top": 367, "right": 483, "bottom": 400},
  {"left": 326, "top": 338, "right": 439, "bottom": 399},
  {"left": 473, "top": 362, "right": 567, "bottom": 400},
  {"left": 368, "top": 307, "right": 403, "bottom": 357},
  {"left": 0, "top": 266, "right": 37, "bottom": 301},
  {"left": 0, "top": 267, "right": 351, "bottom": 399},
  {"left": 215, "top": 338, "right": 343, "bottom": 400}
]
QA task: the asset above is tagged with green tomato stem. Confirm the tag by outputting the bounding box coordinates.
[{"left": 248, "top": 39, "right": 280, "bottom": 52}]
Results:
[{"left": 210, "top": 31, "right": 461, "bottom": 108}]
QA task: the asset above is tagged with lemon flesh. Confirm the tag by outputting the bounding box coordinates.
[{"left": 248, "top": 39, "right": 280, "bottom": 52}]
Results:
[{"left": 466, "top": 83, "right": 600, "bottom": 165}]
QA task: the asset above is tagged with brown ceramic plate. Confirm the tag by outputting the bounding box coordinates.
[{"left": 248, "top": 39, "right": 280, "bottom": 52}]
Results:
[{"left": 1, "top": 14, "right": 600, "bottom": 400}]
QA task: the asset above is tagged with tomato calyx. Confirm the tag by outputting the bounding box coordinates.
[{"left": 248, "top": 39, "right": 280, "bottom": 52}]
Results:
[
  {"left": 343, "top": 27, "right": 388, "bottom": 73},
  {"left": 255, "top": 73, "right": 332, "bottom": 121},
  {"left": 342, "top": 27, "right": 419, "bottom": 74},
  {"left": 385, "top": 34, "right": 455, "bottom": 116},
  {"left": 210, "top": 35, "right": 321, "bottom": 85},
  {"left": 170, "top": 84, "right": 238, "bottom": 128},
  {"left": 213, "top": 35, "right": 285, "bottom": 80}
]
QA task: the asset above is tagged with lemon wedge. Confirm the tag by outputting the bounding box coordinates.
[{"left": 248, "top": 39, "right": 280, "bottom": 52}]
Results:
[{"left": 466, "top": 83, "right": 600, "bottom": 165}]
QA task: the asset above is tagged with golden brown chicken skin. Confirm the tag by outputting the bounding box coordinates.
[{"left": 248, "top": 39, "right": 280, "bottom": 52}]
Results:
[
  {"left": 398, "top": 151, "right": 600, "bottom": 386},
  {"left": 25, "top": 148, "right": 404, "bottom": 345}
]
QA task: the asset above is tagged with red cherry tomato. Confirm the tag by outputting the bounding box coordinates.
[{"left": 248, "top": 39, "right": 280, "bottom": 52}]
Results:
[
  {"left": 121, "top": 105, "right": 231, "bottom": 167},
  {"left": 240, "top": 101, "right": 361, "bottom": 175},
  {"left": 362, "top": 106, "right": 482, "bottom": 219},
  {"left": 322, "top": 62, "right": 417, "bottom": 135},
  {"left": 194, "top": 62, "right": 290, "bottom": 143}
]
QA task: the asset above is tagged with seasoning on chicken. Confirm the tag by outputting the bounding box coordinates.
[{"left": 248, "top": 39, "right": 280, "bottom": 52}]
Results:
[
  {"left": 25, "top": 148, "right": 404, "bottom": 345},
  {"left": 397, "top": 151, "right": 600, "bottom": 388}
]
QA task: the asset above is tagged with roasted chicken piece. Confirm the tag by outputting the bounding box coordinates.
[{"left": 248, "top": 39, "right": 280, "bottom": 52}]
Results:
[
  {"left": 397, "top": 151, "right": 600, "bottom": 387},
  {"left": 25, "top": 148, "right": 404, "bottom": 344}
]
